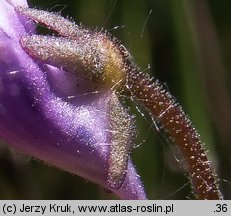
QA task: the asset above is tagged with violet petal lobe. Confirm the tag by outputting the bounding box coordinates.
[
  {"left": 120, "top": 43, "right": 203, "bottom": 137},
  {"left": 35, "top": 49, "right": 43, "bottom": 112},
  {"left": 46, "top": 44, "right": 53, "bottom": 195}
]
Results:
[{"left": 0, "top": 0, "right": 146, "bottom": 199}]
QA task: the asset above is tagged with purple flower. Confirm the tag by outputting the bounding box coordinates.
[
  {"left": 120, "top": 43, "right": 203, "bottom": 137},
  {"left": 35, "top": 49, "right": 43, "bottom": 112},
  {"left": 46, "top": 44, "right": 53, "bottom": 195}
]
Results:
[{"left": 0, "top": 0, "right": 146, "bottom": 199}]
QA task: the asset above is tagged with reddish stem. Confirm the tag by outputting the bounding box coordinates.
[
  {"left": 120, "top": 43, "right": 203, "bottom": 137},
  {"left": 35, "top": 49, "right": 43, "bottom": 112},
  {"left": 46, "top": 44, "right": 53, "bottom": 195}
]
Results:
[{"left": 126, "top": 68, "right": 222, "bottom": 199}]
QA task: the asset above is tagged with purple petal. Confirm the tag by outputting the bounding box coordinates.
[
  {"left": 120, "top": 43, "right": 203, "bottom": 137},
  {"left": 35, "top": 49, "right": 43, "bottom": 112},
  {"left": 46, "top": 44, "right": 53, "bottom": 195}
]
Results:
[{"left": 0, "top": 0, "right": 146, "bottom": 199}]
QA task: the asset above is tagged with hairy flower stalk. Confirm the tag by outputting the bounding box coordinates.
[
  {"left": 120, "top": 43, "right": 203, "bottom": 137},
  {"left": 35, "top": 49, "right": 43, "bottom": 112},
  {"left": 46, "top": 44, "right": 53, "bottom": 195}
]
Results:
[
  {"left": 0, "top": 0, "right": 146, "bottom": 199},
  {"left": 125, "top": 68, "right": 223, "bottom": 199}
]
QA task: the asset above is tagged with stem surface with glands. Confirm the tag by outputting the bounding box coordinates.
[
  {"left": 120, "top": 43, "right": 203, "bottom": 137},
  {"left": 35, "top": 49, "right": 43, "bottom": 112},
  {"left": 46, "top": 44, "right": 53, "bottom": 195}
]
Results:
[{"left": 126, "top": 66, "right": 222, "bottom": 199}]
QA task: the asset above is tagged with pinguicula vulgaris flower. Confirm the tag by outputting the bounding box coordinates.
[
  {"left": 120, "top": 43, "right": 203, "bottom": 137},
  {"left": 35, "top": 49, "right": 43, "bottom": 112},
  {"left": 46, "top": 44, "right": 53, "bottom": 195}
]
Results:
[
  {"left": 0, "top": 0, "right": 146, "bottom": 199},
  {"left": 0, "top": 0, "right": 223, "bottom": 200}
]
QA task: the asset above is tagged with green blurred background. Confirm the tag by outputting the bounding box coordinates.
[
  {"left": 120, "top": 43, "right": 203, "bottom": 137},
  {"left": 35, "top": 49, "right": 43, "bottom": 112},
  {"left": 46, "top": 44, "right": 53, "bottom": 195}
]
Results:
[{"left": 0, "top": 0, "right": 231, "bottom": 199}]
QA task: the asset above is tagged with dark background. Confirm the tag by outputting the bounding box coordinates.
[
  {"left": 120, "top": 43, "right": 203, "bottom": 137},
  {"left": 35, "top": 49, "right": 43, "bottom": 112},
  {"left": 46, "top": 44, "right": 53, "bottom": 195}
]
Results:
[{"left": 0, "top": 0, "right": 231, "bottom": 199}]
